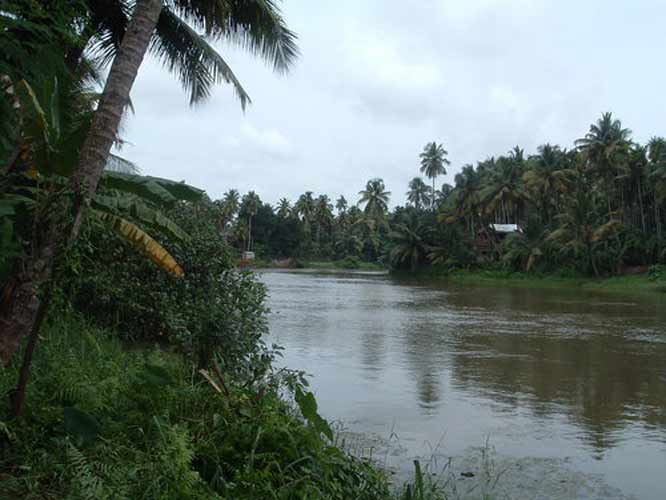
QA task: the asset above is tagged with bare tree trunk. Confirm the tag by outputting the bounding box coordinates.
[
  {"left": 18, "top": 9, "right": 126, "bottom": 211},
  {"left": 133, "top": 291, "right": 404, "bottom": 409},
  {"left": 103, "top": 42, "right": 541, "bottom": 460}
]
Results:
[{"left": 1, "top": 0, "right": 162, "bottom": 393}]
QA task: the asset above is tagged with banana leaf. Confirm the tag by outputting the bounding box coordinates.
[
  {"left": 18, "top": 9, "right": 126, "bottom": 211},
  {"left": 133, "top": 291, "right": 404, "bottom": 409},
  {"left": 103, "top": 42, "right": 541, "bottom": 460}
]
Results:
[
  {"left": 94, "top": 210, "right": 184, "bottom": 277},
  {"left": 100, "top": 172, "right": 204, "bottom": 207},
  {"left": 93, "top": 195, "right": 190, "bottom": 241}
]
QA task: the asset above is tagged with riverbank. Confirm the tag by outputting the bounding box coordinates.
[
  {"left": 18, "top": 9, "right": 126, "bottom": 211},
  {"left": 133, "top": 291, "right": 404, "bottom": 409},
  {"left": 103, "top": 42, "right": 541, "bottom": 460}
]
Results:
[
  {"left": 403, "top": 268, "right": 666, "bottom": 294},
  {"left": 0, "top": 311, "right": 439, "bottom": 499},
  {"left": 243, "top": 258, "right": 385, "bottom": 272}
]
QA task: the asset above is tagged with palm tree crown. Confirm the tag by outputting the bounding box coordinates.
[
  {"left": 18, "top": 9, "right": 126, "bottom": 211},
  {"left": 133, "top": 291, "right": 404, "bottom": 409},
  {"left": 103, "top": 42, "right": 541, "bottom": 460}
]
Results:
[
  {"left": 419, "top": 141, "right": 450, "bottom": 208},
  {"left": 83, "top": 0, "right": 299, "bottom": 106},
  {"left": 406, "top": 177, "right": 431, "bottom": 210},
  {"left": 277, "top": 197, "right": 291, "bottom": 218},
  {"left": 358, "top": 178, "right": 390, "bottom": 219}
]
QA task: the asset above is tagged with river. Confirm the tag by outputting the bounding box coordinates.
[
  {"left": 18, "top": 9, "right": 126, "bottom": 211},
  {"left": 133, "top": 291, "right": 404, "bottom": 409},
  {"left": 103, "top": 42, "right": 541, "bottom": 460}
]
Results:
[{"left": 260, "top": 269, "right": 666, "bottom": 499}]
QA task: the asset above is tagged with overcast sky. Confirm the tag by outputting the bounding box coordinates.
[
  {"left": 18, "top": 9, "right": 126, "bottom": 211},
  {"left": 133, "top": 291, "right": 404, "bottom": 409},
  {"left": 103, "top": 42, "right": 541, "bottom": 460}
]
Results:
[{"left": 122, "top": 0, "right": 666, "bottom": 207}]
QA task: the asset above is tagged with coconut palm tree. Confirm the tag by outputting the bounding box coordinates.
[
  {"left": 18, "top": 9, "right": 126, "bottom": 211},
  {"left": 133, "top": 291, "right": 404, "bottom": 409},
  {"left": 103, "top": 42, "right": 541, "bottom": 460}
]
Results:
[
  {"left": 480, "top": 152, "right": 526, "bottom": 224},
  {"left": 419, "top": 142, "right": 450, "bottom": 208},
  {"left": 242, "top": 191, "right": 261, "bottom": 252},
  {"left": 358, "top": 178, "right": 390, "bottom": 221},
  {"left": 501, "top": 221, "right": 547, "bottom": 272},
  {"left": 0, "top": 0, "right": 299, "bottom": 367},
  {"left": 406, "top": 177, "right": 431, "bottom": 210},
  {"left": 443, "top": 164, "right": 481, "bottom": 236},
  {"left": 648, "top": 137, "right": 666, "bottom": 243},
  {"left": 294, "top": 191, "right": 315, "bottom": 234},
  {"left": 389, "top": 216, "right": 430, "bottom": 272},
  {"left": 335, "top": 195, "right": 348, "bottom": 215},
  {"left": 216, "top": 189, "right": 240, "bottom": 229},
  {"left": 617, "top": 145, "right": 648, "bottom": 232},
  {"left": 435, "top": 183, "right": 453, "bottom": 207},
  {"left": 523, "top": 144, "right": 575, "bottom": 224},
  {"left": 547, "top": 190, "right": 622, "bottom": 276},
  {"left": 314, "top": 194, "right": 333, "bottom": 245},
  {"left": 277, "top": 198, "right": 291, "bottom": 218},
  {"left": 575, "top": 112, "right": 631, "bottom": 214}
]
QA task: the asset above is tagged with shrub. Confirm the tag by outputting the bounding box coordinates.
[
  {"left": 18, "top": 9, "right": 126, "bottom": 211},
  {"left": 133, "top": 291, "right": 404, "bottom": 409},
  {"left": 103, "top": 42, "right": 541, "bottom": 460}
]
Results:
[
  {"left": 648, "top": 264, "right": 666, "bottom": 282},
  {"left": 0, "top": 313, "right": 392, "bottom": 500}
]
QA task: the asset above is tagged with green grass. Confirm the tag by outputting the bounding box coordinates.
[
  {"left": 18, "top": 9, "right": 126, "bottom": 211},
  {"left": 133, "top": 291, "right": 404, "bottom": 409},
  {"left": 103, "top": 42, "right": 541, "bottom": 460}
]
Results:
[
  {"left": 435, "top": 269, "right": 666, "bottom": 294},
  {"left": 303, "top": 260, "right": 386, "bottom": 271}
]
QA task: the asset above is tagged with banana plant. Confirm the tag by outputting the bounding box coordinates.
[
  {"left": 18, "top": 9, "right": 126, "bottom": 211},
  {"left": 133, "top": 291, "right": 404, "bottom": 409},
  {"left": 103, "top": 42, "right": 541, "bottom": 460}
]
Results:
[{"left": 1, "top": 76, "right": 203, "bottom": 278}]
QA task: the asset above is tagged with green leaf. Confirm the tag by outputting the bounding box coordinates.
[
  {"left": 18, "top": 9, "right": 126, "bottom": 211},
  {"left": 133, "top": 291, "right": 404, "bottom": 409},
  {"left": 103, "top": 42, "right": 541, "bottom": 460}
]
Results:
[
  {"left": 93, "top": 195, "right": 190, "bottom": 241},
  {"left": 94, "top": 210, "right": 185, "bottom": 277},
  {"left": 100, "top": 172, "right": 204, "bottom": 207},
  {"left": 64, "top": 407, "right": 100, "bottom": 446},
  {"left": 295, "top": 388, "right": 333, "bottom": 441},
  {"left": 141, "top": 364, "right": 174, "bottom": 386}
]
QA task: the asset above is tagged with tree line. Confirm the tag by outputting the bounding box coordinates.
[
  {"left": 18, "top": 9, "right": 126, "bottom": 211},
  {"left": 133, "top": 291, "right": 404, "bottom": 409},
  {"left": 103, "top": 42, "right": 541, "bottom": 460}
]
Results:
[{"left": 220, "top": 116, "right": 666, "bottom": 275}]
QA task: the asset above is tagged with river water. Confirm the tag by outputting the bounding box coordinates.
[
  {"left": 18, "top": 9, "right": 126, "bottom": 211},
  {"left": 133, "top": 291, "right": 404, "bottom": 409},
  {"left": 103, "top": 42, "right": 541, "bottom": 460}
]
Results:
[{"left": 260, "top": 269, "right": 666, "bottom": 499}]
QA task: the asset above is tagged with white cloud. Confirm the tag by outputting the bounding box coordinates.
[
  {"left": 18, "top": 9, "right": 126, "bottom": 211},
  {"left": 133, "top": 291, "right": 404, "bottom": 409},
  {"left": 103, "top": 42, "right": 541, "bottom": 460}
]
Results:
[
  {"left": 120, "top": 0, "right": 666, "bottom": 207},
  {"left": 239, "top": 123, "right": 294, "bottom": 159}
]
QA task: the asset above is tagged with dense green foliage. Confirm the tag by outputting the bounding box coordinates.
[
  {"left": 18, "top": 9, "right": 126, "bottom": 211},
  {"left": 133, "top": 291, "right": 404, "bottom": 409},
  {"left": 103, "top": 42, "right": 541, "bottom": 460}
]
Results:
[
  {"left": 0, "top": 312, "right": 393, "bottom": 499},
  {"left": 2, "top": 1, "right": 663, "bottom": 499},
  {"left": 220, "top": 119, "right": 666, "bottom": 278}
]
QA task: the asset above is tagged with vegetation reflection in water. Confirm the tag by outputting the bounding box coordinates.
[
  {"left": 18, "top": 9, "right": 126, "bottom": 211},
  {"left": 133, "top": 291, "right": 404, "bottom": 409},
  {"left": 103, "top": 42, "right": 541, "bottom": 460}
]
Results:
[{"left": 263, "top": 269, "right": 666, "bottom": 497}]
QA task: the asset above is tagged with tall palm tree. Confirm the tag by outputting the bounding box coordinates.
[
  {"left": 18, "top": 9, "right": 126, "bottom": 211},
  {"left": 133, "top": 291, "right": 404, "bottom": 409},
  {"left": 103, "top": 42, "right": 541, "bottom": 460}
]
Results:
[
  {"left": 358, "top": 178, "right": 391, "bottom": 222},
  {"left": 314, "top": 194, "right": 333, "bottom": 245},
  {"left": 406, "top": 177, "right": 431, "bottom": 210},
  {"left": 294, "top": 191, "right": 315, "bottom": 234},
  {"left": 435, "top": 183, "right": 453, "bottom": 208},
  {"left": 277, "top": 197, "right": 291, "bottom": 218},
  {"left": 242, "top": 191, "right": 261, "bottom": 252},
  {"left": 575, "top": 112, "right": 631, "bottom": 215},
  {"left": 648, "top": 137, "right": 666, "bottom": 243},
  {"left": 389, "top": 216, "right": 430, "bottom": 272},
  {"left": 445, "top": 164, "right": 481, "bottom": 236},
  {"left": 335, "top": 195, "right": 348, "bottom": 215},
  {"left": 479, "top": 154, "right": 526, "bottom": 224},
  {"left": 221, "top": 188, "right": 240, "bottom": 219},
  {"left": 547, "top": 190, "right": 622, "bottom": 276},
  {"left": 419, "top": 142, "right": 450, "bottom": 208},
  {"left": 1, "top": 0, "right": 299, "bottom": 366},
  {"left": 523, "top": 144, "right": 574, "bottom": 224}
]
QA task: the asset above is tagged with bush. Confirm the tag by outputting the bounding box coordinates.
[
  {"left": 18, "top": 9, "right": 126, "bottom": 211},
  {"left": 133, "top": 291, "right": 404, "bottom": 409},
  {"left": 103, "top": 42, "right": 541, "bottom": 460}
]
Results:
[
  {"left": 62, "top": 201, "right": 269, "bottom": 371},
  {"left": 338, "top": 255, "right": 361, "bottom": 269},
  {"left": 0, "top": 312, "right": 392, "bottom": 500},
  {"left": 648, "top": 264, "right": 666, "bottom": 282}
]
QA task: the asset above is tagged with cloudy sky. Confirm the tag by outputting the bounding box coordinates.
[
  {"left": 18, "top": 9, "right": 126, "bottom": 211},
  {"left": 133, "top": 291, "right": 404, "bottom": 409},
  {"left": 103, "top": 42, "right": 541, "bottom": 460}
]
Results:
[{"left": 122, "top": 0, "right": 666, "bottom": 207}]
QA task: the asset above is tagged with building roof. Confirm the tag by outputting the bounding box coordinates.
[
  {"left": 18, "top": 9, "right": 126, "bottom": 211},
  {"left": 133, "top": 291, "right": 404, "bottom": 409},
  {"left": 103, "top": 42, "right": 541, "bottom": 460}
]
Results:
[{"left": 490, "top": 224, "right": 521, "bottom": 234}]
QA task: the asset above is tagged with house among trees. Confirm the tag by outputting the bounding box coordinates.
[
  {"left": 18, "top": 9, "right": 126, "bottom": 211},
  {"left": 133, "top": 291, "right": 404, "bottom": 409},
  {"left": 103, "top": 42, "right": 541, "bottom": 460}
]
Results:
[{"left": 474, "top": 223, "right": 521, "bottom": 256}]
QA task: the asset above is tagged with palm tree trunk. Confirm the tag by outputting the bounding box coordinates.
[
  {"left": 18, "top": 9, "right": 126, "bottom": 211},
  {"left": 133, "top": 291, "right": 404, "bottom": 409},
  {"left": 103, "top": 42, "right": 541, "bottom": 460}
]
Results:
[
  {"left": 0, "top": 0, "right": 162, "bottom": 391},
  {"left": 247, "top": 215, "right": 252, "bottom": 252},
  {"left": 70, "top": 0, "right": 163, "bottom": 239},
  {"left": 432, "top": 178, "right": 436, "bottom": 210},
  {"left": 638, "top": 178, "right": 646, "bottom": 233},
  {"left": 656, "top": 201, "right": 663, "bottom": 246}
]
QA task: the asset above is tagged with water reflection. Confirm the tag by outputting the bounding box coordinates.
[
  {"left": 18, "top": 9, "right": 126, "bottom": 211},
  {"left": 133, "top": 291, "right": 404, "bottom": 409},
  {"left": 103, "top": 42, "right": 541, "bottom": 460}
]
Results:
[{"left": 262, "top": 270, "right": 666, "bottom": 496}]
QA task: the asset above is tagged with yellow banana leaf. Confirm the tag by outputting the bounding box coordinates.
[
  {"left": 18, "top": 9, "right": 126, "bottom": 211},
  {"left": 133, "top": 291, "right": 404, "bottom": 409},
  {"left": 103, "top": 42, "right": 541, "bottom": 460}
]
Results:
[{"left": 94, "top": 211, "right": 184, "bottom": 278}]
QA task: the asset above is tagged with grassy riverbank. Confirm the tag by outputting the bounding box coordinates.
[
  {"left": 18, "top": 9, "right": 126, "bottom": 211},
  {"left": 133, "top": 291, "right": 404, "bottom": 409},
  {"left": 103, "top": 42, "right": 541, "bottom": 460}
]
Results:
[
  {"left": 422, "top": 268, "right": 666, "bottom": 294},
  {"left": 0, "top": 312, "right": 440, "bottom": 500},
  {"left": 303, "top": 260, "right": 386, "bottom": 271}
]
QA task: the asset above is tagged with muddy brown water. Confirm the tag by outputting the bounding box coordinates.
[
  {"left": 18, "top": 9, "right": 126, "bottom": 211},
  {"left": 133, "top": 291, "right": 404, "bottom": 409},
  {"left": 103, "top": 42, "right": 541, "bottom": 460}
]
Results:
[{"left": 260, "top": 270, "right": 666, "bottom": 499}]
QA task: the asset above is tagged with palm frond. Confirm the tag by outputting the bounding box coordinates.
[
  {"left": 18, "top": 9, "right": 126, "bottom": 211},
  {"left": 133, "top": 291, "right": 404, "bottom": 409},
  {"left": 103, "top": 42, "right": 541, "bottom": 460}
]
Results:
[
  {"left": 153, "top": 7, "right": 251, "bottom": 106},
  {"left": 171, "top": 0, "right": 299, "bottom": 74}
]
